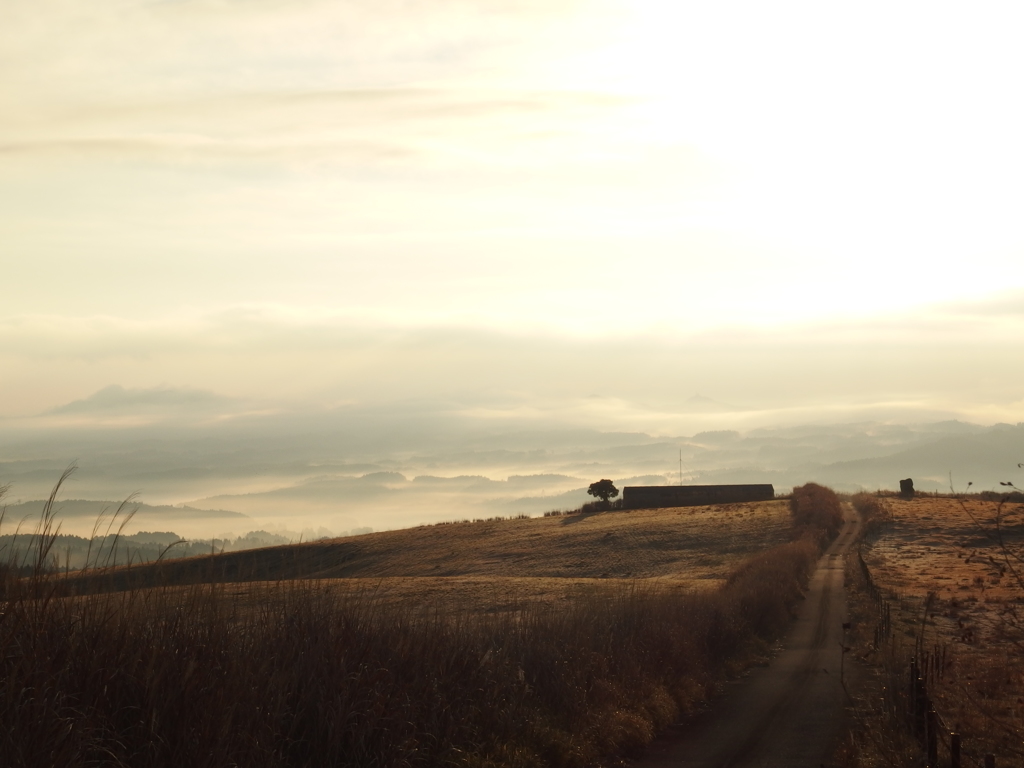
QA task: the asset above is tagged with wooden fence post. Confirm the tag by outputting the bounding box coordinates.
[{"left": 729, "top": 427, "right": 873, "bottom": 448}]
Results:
[
  {"left": 910, "top": 659, "right": 918, "bottom": 722},
  {"left": 926, "top": 710, "right": 937, "bottom": 768},
  {"left": 950, "top": 733, "right": 961, "bottom": 768},
  {"left": 915, "top": 680, "right": 927, "bottom": 740}
]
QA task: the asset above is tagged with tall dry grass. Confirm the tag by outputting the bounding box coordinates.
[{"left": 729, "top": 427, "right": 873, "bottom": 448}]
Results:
[{"left": 1, "top": 479, "right": 832, "bottom": 768}]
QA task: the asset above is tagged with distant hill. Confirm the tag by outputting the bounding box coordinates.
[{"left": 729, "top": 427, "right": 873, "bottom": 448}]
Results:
[
  {"left": 0, "top": 527, "right": 296, "bottom": 572},
  {"left": 675, "top": 424, "right": 1024, "bottom": 494},
  {"left": 3, "top": 419, "right": 1014, "bottom": 531},
  {"left": 2, "top": 498, "right": 249, "bottom": 535},
  {"left": 808, "top": 424, "right": 1024, "bottom": 492}
]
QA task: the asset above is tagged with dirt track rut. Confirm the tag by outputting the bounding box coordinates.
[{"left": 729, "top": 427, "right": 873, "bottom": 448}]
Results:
[{"left": 635, "top": 506, "right": 861, "bottom": 768}]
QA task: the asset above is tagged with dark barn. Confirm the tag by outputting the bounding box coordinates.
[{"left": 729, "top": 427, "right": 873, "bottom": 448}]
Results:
[{"left": 622, "top": 484, "right": 775, "bottom": 510}]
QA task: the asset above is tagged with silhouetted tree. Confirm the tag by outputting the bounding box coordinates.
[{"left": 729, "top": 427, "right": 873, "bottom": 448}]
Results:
[{"left": 587, "top": 479, "right": 619, "bottom": 503}]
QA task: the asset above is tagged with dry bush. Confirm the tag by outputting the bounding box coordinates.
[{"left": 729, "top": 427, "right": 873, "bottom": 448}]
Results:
[
  {"left": 790, "top": 482, "right": 844, "bottom": 542},
  {"left": 850, "top": 492, "right": 892, "bottom": 538},
  {"left": 578, "top": 499, "right": 624, "bottom": 514},
  {"left": 850, "top": 492, "right": 884, "bottom": 520},
  {"left": 723, "top": 534, "right": 819, "bottom": 637},
  {"left": 977, "top": 490, "right": 1024, "bottom": 503}
]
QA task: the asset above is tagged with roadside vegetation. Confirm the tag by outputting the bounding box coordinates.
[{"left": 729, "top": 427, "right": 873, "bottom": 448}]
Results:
[
  {"left": 1, "top": 479, "right": 842, "bottom": 767},
  {"left": 841, "top": 485, "right": 1024, "bottom": 768},
  {"left": 790, "top": 481, "right": 844, "bottom": 541}
]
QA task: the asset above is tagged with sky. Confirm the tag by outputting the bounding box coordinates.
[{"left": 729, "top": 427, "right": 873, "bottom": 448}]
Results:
[{"left": 2, "top": 1, "right": 1024, "bottom": 532}]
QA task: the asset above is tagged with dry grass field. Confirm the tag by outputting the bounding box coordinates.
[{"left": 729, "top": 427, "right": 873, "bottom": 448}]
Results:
[
  {"left": 850, "top": 493, "right": 1024, "bottom": 766},
  {"left": 862, "top": 496, "right": 1024, "bottom": 601},
  {"left": 62, "top": 500, "right": 792, "bottom": 612},
  {"left": 2, "top": 488, "right": 836, "bottom": 768},
  {"left": 353, "top": 501, "right": 790, "bottom": 583},
  {"left": 294, "top": 500, "right": 790, "bottom": 614}
]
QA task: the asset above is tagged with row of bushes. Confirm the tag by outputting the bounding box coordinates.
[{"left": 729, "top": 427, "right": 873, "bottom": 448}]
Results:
[
  {"left": 432, "top": 514, "right": 533, "bottom": 526},
  {"left": 542, "top": 499, "right": 625, "bottom": 518}
]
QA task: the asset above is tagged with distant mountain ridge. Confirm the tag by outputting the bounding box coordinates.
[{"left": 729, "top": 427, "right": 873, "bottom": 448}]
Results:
[
  {"left": 686, "top": 424, "right": 1024, "bottom": 493},
  {"left": 810, "top": 423, "right": 1024, "bottom": 492},
  {"left": 2, "top": 499, "right": 249, "bottom": 539}
]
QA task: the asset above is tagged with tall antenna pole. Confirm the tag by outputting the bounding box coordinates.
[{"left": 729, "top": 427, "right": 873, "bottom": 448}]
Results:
[{"left": 679, "top": 449, "right": 683, "bottom": 486}]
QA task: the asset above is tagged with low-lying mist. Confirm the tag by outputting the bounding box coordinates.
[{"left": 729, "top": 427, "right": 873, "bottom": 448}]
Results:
[{"left": 2, "top": 395, "right": 1022, "bottom": 540}]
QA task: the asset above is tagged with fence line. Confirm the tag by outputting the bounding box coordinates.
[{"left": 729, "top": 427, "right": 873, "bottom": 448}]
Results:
[
  {"left": 857, "top": 547, "right": 892, "bottom": 648},
  {"left": 857, "top": 549, "right": 998, "bottom": 768}
]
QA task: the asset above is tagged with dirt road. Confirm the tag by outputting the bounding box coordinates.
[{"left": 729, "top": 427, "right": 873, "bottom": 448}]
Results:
[{"left": 635, "top": 506, "right": 861, "bottom": 768}]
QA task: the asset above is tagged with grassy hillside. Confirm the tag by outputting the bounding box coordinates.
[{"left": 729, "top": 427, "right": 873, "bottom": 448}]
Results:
[
  {"left": 60, "top": 500, "right": 790, "bottom": 598},
  {"left": 806, "top": 424, "right": 1024, "bottom": 492},
  {"left": 2, "top": 487, "right": 844, "bottom": 767}
]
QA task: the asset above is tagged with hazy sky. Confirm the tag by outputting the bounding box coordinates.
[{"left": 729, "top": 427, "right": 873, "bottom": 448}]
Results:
[{"left": 3, "top": 0, "right": 1024, "bottom": 427}]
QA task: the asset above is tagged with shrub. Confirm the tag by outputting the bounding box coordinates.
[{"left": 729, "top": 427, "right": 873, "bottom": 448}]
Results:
[
  {"left": 977, "top": 490, "right": 1024, "bottom": 503},
  {"left": 851, "top": 492, "right": 891, "bottom": 537},
  {"left": 789, "top": 482, "right": 843, "bottom": 542}
]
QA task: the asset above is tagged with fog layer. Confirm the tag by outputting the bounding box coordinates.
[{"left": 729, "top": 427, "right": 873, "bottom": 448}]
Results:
[{"left": 2, "top": 338, "right": 1021, "bottom": 539}]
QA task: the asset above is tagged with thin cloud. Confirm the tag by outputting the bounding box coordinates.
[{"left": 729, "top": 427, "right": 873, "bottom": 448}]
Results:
[
  {"left": 0, "top": 136, "right": 419, "bottom": 164},
  {"left": 40, "top": 88, "right": 626, "bottom": 122},
  {"left": 933, "top": 289, "right": 1024, "bottom": 318},
  {"left": 47, "top": 384, "right": 235, "bottom": 416},
  {"left": 0, "top": 88, "right": 627, "bottom": 167}
]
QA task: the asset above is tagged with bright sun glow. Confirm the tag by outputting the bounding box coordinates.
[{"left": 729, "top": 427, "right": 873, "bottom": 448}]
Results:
[{"left": 1, "top": 0, "right": 1024, "bottom": 417}]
